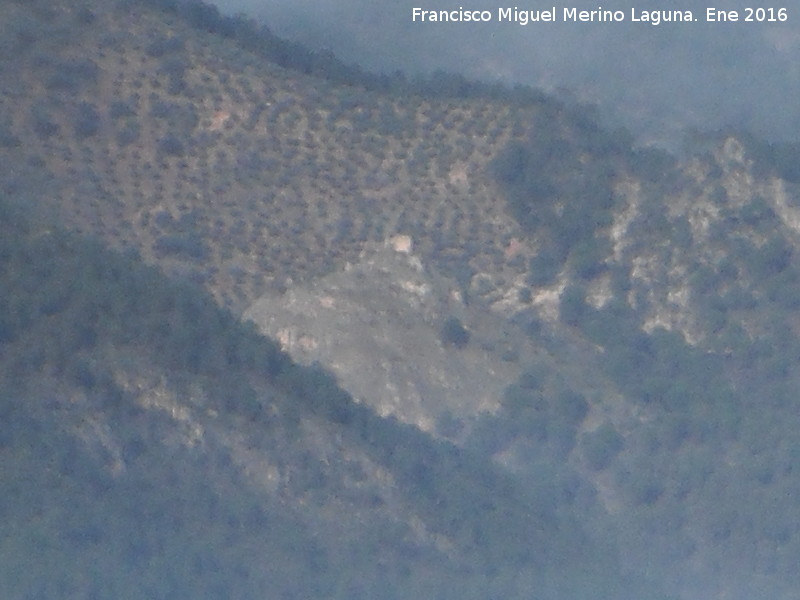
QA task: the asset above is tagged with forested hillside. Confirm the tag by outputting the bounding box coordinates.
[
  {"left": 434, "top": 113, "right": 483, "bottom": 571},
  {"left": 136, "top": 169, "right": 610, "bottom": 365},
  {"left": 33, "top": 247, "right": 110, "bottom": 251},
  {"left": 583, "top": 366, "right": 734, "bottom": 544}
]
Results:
[{"left": 0, "top": 199, "right": 661, "bottom": 598}]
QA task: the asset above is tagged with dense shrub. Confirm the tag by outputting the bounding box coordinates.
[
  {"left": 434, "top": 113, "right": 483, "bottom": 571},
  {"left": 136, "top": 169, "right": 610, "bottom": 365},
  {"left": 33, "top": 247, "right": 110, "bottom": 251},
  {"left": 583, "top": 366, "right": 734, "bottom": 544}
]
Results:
[
  {"left": 109, "top": 100, "right": 137, "bottom": 119},
  {"left": 45, "top": 59, "right": 99, "bottom": 92},
  {"left": 750, "top": 237, "right": 793, "bottom": 278},
  {"left": 554, "top": 389, "right": 589, "bottom": 427},
  {"left": 157, "top": 134, "right": 186, "bottom": 157},
  {"left": 74, "top": 102, "right": 100, "bottom": 138},
  {"left": 150, "top": 100, "right": 198, "bottom": 131},
  {"left": 440, "top": 316, "right": 470, "bottom": 348},
  {"left": 569, "top": 238, "right": 609, "bottom": 280},
  {"left": 526, "top": 245, "right": 564, "bottom": 286},
  {"left": 153, "top": 233, "right": 209, "bottom": 261},
  {"left": 0, "top": 121, "right": 21, "bottom": 148},
  {"left": 582, "top": 424, "right": 623, "bottom": 471},
  {"left": 146, "top": 35, "right": 185, "bottom": 58},
  {"left": 30, "top": 104, "right": 58, "bottom": 139},
  {"left": 116, "top": 120, "right": 140, "bottom": 146},
  {"left": 559, "top": 284, "right": 587, "bottom": 326}
]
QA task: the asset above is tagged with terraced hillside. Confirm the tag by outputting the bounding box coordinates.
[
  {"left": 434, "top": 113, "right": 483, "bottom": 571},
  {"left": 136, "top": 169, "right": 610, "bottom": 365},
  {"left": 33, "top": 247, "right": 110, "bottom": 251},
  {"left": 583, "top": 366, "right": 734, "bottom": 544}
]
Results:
[{"left": 0, "top": 0, "right": 562, "bottom": 315}]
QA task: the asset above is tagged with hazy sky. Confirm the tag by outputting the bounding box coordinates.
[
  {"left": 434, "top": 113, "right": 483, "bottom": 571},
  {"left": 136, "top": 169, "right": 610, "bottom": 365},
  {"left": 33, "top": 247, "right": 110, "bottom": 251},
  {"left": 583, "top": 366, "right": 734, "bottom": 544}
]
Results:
[{"left": 208, "top": 0, "right": 800, "bottom": 146}]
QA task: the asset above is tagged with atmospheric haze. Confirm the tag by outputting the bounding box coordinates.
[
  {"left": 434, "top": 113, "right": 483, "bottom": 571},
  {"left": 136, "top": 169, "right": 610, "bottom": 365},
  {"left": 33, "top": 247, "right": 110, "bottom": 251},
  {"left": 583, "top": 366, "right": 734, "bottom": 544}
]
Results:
[{"left": 209, "top": 0, "right": 800, "bottom": 148}]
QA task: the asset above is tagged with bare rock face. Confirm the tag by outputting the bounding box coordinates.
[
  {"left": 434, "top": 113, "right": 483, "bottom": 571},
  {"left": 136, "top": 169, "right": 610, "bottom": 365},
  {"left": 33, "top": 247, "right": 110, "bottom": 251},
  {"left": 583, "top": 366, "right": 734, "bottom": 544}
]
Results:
[{"left": 244, "top": 239, "right": 520, "bottom": 436}]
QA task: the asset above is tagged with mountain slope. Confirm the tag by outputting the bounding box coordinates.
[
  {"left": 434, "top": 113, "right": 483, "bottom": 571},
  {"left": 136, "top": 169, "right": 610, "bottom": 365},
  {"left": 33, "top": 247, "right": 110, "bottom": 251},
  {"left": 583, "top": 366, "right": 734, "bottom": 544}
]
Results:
[{"left": 0, "top": 202, "right": 660, "bottom": 598}]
